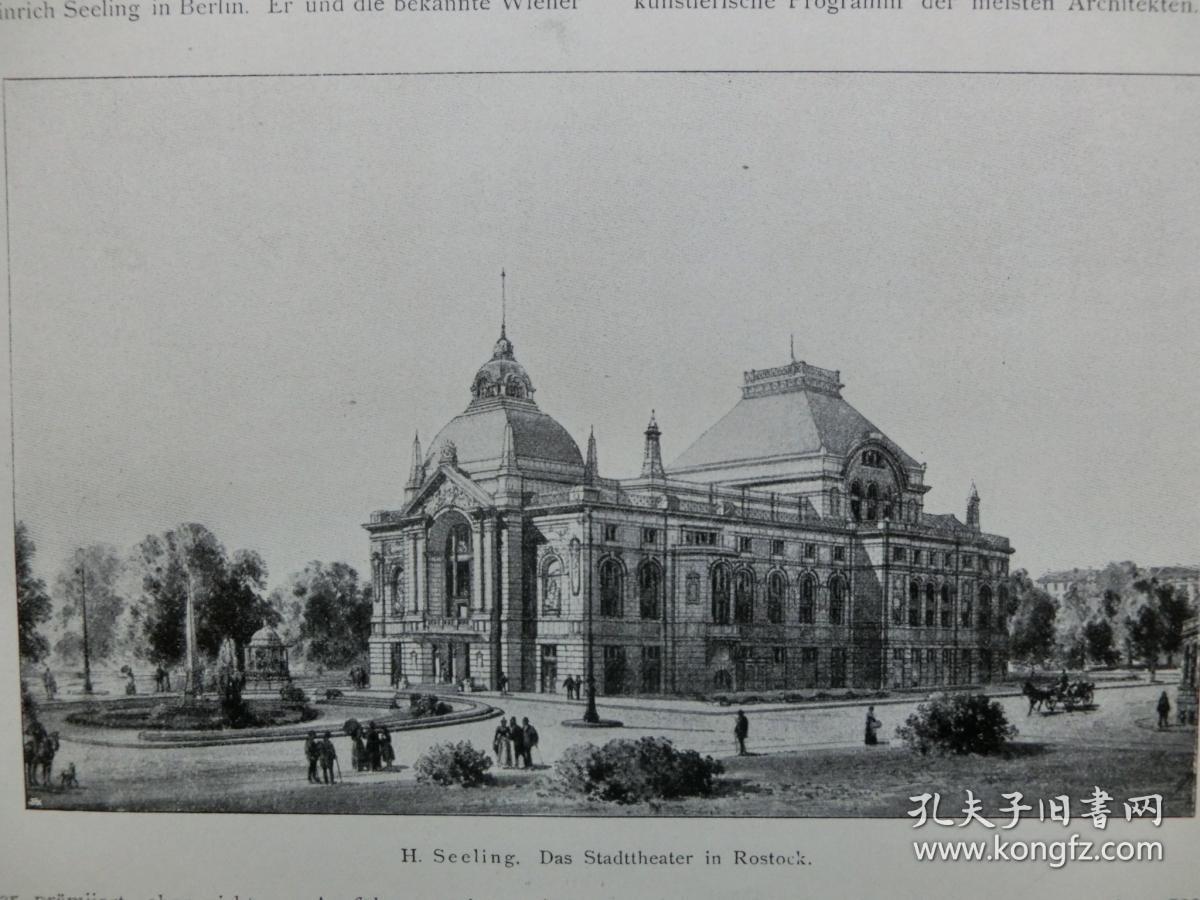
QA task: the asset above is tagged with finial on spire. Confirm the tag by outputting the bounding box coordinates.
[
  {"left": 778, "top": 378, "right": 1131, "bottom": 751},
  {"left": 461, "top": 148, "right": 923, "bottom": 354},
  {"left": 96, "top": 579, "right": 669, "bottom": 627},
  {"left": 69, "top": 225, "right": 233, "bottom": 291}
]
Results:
[
  {"left": 642, "top": 411, "right": 665, "bottom": 480},
  {"left": 585, "top": 425, "right": 599, "bottom": 484},
  {"left": 500, "top": 269, "right": 507, "bottom": 340},
  {"left": 790, "top": 333, "right": 796, "bottom": 363}
]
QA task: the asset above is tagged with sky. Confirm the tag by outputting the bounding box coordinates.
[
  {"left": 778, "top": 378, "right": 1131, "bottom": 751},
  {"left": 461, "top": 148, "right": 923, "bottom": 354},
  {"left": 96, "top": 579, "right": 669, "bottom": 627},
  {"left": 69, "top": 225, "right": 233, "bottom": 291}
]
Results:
[{"left": 5, "top": 73, "right": 1199, "bottom": 593}]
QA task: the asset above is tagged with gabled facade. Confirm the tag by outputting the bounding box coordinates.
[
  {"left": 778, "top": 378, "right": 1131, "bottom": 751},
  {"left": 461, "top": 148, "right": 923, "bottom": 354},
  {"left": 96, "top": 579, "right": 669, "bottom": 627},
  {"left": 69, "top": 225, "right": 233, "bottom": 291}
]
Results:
[{"left": 365, "top": 328, "right": 1013, "bottom": 695}]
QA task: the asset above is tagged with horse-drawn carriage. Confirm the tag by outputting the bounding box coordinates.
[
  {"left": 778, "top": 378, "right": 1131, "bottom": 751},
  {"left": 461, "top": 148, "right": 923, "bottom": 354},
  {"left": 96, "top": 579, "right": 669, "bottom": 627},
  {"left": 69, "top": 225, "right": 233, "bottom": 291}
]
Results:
[{"left": 1022, "top": 678, "right": 1096, "bottom": 714}]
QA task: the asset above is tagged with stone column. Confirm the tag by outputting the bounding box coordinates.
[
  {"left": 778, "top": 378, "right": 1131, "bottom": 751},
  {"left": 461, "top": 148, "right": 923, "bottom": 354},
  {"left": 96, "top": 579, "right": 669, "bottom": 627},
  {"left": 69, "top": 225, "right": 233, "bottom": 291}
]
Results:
[
  {"left": 415, "top": 530, "right": 427, "bottom": 615},
  {"left": 408, "top": 533, "right": 419, "bottom": 614},
  {"left": 482, "top": 518, "right": 496, "bottom": 613},
  {"left": 472, "top": 516, "right": 485, "bottom": 612}
]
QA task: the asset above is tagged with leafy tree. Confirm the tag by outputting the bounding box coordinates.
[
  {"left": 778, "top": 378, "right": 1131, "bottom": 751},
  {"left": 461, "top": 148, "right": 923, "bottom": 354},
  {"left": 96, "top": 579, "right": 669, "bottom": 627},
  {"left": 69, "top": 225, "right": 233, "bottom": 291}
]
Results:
[
  {"left": 1126, "top": 582, "right": 1163, "bottom": 680},
  {"left": 15, "top": 522, "right": 52, "bottom": 663},
  {"left": 53, "top": 543, "right": 127, "bottom": 664},
  {"left": 1006, "top": 570, "right": 1057, "bottom": 666},
  {"left": 130, "top": 524, "right": 273, "bottom": 667},
  {"left": 1156, "top": 583, "right": 1194, "bottom": 667},
  {"left": 1083, "top": 618, "right": 1120, "bottom": 667},
  {"left": 274, "top": 561, "right": 371, "bottom": 668}
]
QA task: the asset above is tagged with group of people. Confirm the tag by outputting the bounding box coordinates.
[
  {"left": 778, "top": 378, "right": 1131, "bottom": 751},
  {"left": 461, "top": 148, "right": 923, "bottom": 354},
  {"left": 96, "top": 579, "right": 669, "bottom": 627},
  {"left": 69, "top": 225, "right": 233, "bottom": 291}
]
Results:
[
  {"left": 561, "top": 675, "right": 586, "bottom": 700},
  {"left": 304, "top": 731, "right": 340, "bottom": 784},
  {"left": 730, "top": 704, "right": 884, "bottom": 756},
  {"left": 348, "top": 666, "right": 370, "bottom": 689},
  {"left": 349, "top": 721, "right": 395, "bottom": 772},
  {"left": 41, "top": 666, "right": 57, "bottom": 701},
  {"left": 492, "top": 716, "right": 539, "bottom": 768},
  {"left": 153, "top": 665, "right": 172, "bottom": 693}
]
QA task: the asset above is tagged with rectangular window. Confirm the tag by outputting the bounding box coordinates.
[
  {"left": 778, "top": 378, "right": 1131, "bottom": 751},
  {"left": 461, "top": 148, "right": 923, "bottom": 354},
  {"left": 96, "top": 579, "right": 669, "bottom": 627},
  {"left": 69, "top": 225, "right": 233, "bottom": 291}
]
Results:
[
  {"left": 892, "top": 547, "right": 906, "bottom": 562},
  {"left": 944, "top": 552, "right": 953, "bottom": 568},
  {"left": 963, "top": 554, "right": 974, "bottom": 569},
  {"left": 830, "top": 648, "right": 847, "bottom": 688},
  {"left": 833, "top": 546, "right": 846, "bottom": 563},
  {"left": 804, "top": 543, "right": 816, "bottom": 560},
  {"left": 773, "top": 647, "right": 786, "bottom": 665},
  {"left": 682, "top": 529, "right": 718, "bottom": 546},
  {"left": 642, "top": 527, "right": 658, "bottom": 545},
  {"left": 913, "top": 549, "right": 922, "bottom": 565},
  {"left": 981, "top": 557, "right": 991, "bottom": 572},
  {"left": 800, "top": 647, "right": 819, "bottom": 688},
  {"left": 772, "top": 539, "right": 785, "bottom": 556},
  {"left": 738, "top": 536, "right": 753, "bottom": 553},
  {"left": 641, "top": 645, "right": 662, "bottom": 693},
  {"left": 604, "top": 524, "right": 618, "bottom": 542}
]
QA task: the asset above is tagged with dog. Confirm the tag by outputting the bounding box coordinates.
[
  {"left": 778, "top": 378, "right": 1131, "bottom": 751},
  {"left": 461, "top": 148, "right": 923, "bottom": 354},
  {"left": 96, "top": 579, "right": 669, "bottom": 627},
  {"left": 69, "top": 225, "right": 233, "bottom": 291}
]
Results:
[{"left": 59, "top": 762, "right": 78, "bottom": 789}]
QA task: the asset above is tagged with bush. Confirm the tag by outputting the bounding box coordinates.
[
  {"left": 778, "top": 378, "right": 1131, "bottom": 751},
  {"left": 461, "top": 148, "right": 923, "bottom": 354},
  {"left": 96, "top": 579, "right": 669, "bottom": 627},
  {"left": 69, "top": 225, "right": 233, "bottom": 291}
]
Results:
[
  {"left": 409, "top": 693, "right": 452, "bottom": 717},
  {"left": 279, "top": 683, "right": 309, "bottom": 704},
  {"left": 414, "top": 741, "right": 493, "bottom": 787},
  {"left": 896, "top": 692, "right": 1017, "bottom": 756},
  {"left": 555, "top": 737, "right": 725, "bottom": 804}
]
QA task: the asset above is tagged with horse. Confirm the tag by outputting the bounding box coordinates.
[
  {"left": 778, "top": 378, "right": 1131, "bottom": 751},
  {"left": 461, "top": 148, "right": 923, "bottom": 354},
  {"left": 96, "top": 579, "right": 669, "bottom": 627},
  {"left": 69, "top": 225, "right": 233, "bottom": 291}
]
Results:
[
  {"left": 23, "top": 730, "right": 59, "bottom": 786},
  {"left": 1023, "top": 680, "right": 1056, "bottom": 715}
]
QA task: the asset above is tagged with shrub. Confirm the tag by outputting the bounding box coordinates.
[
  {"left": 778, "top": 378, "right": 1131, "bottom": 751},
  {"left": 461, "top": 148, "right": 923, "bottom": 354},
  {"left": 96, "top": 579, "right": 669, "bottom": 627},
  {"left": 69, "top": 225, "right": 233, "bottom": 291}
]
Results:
[
  {"left": 409, "top": 693, "right": 452, "bottom": 717},
  {"left": 896, "top": 692, "right": 1017, "bottom": 756},
  {"left": 279, "top": 683, "right": 308, "bottom": 704},
  {"left": 555, "top": 737, "right": 725, "bottom": 804},
  {"left": 414, "top": 741, "right": 493, "bottom": 787}
]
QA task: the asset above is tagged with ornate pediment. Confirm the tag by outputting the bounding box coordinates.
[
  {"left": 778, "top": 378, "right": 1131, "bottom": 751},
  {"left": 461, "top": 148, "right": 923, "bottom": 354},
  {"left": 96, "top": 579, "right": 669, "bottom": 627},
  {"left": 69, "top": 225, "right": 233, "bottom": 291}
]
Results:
[{"left": 404, "top": 464, "right": 494, "bottom": 517}]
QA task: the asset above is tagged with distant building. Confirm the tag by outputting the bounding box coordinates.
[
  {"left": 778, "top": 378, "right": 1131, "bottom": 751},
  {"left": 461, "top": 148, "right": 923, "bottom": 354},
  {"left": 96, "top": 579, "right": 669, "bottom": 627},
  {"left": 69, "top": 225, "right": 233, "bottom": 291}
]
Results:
[
  {"left": 364, "top": 322, "right": 1013, "bottom": 695},
  {"left": 1037, "top": 565, "right": 1200, "bottom": 603}
]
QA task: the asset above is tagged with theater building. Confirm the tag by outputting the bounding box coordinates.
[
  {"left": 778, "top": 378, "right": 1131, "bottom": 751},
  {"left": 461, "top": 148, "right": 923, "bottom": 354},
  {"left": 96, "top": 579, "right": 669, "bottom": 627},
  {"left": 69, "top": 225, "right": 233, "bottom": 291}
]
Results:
[{"left": 364, "top": 324, "right": 1013, "bottom": 695}]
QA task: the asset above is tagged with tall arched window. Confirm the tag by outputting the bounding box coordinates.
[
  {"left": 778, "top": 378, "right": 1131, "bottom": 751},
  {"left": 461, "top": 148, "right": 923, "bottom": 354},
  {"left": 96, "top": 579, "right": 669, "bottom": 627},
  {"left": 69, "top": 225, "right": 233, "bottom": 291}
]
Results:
[
  {"left": 866, "top": 483, "right": 879, "bottom": 521},
  {"left": 390, "top": 564, "right": 405, "bottom": 615},
  {"left": 766, "top": 570, "right": 786, "bottom": 624},
  {"left": 799, "top": 573, "right": 816, "bottom": 624},
  {"left": 850, "top": 481, "right": 863, "bottom": 522},
  {"left": 599, "top": 557, "right": 624, "bottom": 618},
  {"left": 978, "top": 585, "right": 993, "bottom": 630},
  {"left": 908, "top": 580, "right": 921, "bottom": 627},
  {"left": 711, "top": 564, "right": 731, "bottom": 625},
  {"left": 997, "top": 585, "right": 1009, "bottom": 633},
  {"left": 734, "top": 569, "right": 754, "bottom": 624},
  {"left": 829, "top": 576, "right": 846, "bottom": 625},
  {"left": 940, "top": 584, "right": 952, "bottom": 627},
  {"left": 542, "top": 556, "right": 563, "bottom": 615},
  {"left": 883, "top": 488, "right": 895, "bottom": 521},
  {"left": 444, "top": 523, "right": 472, "bottom": 614},
  {"left": 830, "top": 488, "right": 842, "bottom": 518},
  {"left": 925, "top": 583, "right": 936, "bottom": 627},
  {"left": 960, "top": 583, "right": 974, "bottom": 628},
  {"left": 638, "top": 560, "right": 661, "bottom": 620}
]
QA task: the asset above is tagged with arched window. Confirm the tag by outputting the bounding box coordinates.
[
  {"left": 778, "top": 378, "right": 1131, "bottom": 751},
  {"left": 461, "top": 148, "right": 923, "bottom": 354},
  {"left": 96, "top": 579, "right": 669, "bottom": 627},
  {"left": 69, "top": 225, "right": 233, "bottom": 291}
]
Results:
[
  {"left": 390, "top": 564, "right": 405, "bottom": 615},
  {"left": 940, "top": 584, "right": 952, "bottom": 627},
  {"left": 850, "top": 481, "right": 863, "bottom": 522},
  {"left": 997, "top": 585, "right": 1009, "bottom": 632},
  {"left": 925, "top": 583, "right": 936, "bottom": 627},
  {"left": 798, "top": 573, "right": 816, "bottom": 624},
  {"left": 830, "top": 488, "right": 842, "bottom": 518},
  {"left": 883, "top": 488, "right": 895, "bottom": 521},
  {"left": 638, "top": 560, "right": 661, "bottom": 620},
  {"left": 908, "top": 580, "right": 921, "bottom": 627},
  {"left": 711, "top": 564, "right": 731, "bottom": 625},
  {"left": 766, "top": 570, "right": 786, "bottom": 624},
  {"left": 829, "top": 576, "right": 846, "bottom": 625},
  {"left": 599, "top": 558, "right": 624, "bottom": 617},
  {"left": 444, "top": 523, "right": 472, "bottom": 613},
  {"left": 734, "top": 569, "right": 754, "bottom": 624},
  {"left": 542, "top": 556, "right": 563, "bottom": 615},
  {"left": 978, "top": 585, "right": 993, "bottom": 630},
  {"left": 866, "top": 483, "right": 879, "bottom": 521},
  {"left": 960, "top": 583, "right": 974, "bottom": 627}
]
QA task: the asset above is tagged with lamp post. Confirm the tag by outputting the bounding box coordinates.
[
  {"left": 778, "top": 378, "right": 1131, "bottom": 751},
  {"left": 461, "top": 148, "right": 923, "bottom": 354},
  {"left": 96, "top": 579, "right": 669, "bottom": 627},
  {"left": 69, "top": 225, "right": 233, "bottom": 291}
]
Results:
[
  {"left": 75, "top": 553, "right": 93, "bottom": 695},
  {"left": 583, "top": 511, "right": 599, "bottom": 724}
]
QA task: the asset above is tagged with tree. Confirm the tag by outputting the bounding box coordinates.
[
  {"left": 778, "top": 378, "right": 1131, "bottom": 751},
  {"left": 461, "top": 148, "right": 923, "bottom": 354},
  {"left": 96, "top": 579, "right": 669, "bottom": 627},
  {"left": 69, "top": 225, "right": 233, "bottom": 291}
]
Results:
[
  {"left": 1156, "top": 583, "right": 1193, "bottom": 667},
  {"left": 1006, "top": 569, "right": 1057, "bottom": 666},
  {"left": 53, "top": 543, "right": 127, "bottom": 664},
  {"left": 1126, "top": 599, "right": 1162, "bottom": 680},
  {"left": 1083, "top": 618, "right": 1120, "bottom": 667},
  {"left": 15, "top": 521, "right": 52, "bottom": 663},
  {"left": 130, "top": 524, "right": 273, "bottom": 667},
  {"left": 274, "top": 561, "right": 371, "bottom": 669}
]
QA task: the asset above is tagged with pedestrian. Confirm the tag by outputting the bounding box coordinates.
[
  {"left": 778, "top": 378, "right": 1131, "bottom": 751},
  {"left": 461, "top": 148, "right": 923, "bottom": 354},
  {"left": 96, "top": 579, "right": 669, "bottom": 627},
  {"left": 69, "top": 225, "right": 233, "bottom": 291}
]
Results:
[
  {"left": 509, "top": 715, "right": 525, "bottom": 768},
  {"left": 366, "top": 721, "right": 381, "bottom": 771},
  {"left": 734, "top": 709, "right": 749, "bottom": 756},
  {"left": 493, "top": 718, "right": 511, "bottom": 768},
  {"left": 351, "top": 724, "right": 366, "bottom": 772},
  {"left": 319, "top": 731, "right": 338, "bottom": 784},
  {"left": 379, "top": 724, "right": 395, "bottom": 769},
  {"left": 864, "top": 706, "right": 881, "bottom": 746},
  {"left": 498, "top": 671, "right": 509, "bottom": 695},
  {"left": 1157, "top": 691, "right": 1171, "bottom": 729},
  {"left": 304, "top": 730, "right": 320, "bottom": 783},
  {"left": 42, "top": 666, "right": 56, "bottom": 701},
  {"left": 522, "top": 717, "right": 539, "bottom": 768}
]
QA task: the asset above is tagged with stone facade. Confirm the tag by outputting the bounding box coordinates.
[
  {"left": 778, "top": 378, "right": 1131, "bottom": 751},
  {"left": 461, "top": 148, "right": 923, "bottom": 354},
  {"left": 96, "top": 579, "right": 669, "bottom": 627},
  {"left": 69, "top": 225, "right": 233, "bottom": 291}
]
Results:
[{"left": 364, "top": 327, "right": 1013, "bottom": 695}]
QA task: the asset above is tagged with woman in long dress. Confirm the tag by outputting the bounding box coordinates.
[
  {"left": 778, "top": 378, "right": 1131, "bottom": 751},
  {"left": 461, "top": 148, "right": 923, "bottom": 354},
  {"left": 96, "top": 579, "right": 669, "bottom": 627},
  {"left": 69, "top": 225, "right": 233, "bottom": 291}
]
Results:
[
  {"left": 493, "top": 719, "right": 511, "bottom": 768},
  {"left": 864, "top": 706, "right": 881, "bottom": 746}
]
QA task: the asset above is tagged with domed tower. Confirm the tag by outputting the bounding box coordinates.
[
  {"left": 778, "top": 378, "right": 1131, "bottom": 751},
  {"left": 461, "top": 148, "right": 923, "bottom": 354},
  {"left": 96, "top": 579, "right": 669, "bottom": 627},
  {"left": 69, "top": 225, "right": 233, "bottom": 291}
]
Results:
[{"left": 422, "top": 323, "right": 585, "bottom": 491}]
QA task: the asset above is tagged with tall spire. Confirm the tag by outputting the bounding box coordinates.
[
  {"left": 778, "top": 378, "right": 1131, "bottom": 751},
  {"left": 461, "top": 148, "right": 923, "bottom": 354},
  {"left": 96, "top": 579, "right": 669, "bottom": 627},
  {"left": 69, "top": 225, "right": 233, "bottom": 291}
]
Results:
[
  {"left": 406, "top": 431, "right": 425, "bottom": 489},
  {"left": 790, "top": 333, "right": 796, "bottom": 363},
  {"left": 966, "top": 481, "right": 981, "bottom": 531},
  {"left": 585, "top": 426, "right": 599, "bottom": 483},
  {"left": 500, "top": 268, "right": 507, "bottom": 340},
  {"left": 641, "top": 411, "right": 665, "bottom": 480}
]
